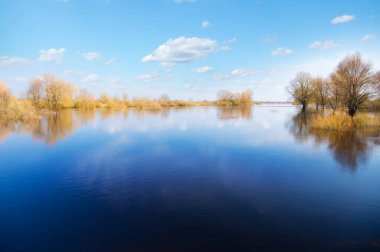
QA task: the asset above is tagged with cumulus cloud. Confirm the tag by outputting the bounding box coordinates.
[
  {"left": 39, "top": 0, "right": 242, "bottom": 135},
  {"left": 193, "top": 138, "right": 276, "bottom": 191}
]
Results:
[
  {"left": 81, "top": 52, "right": 102, "bottom": 61},
  {"left": 271, "top": 47, "right": 293, "bottom": 56},
  {"left": 193, "top": 66, "right": 214, "bottom": 74},
  {"left": 331, "top": 14, "right": 355, "bottom": 24},
  {"left": 135, "top": 71, "right": 171, "bottom": 82},
  {"left": 142, "top": 37, "right": 219, "bottom": 65},
  {"left": 0, "top": 56, "right": 29, "bottom": 66},
  {"left": 308, "top": 40, "right": 338, "bottom": 49},
  {"left": 362, "top": 34, "right": 376, "bottom": 42},
  {"left": 202, "top": 21, "right": 211, "bottom": 28},
  {"left": 38, "top": 48, "right": 66, "bottom": 63}
]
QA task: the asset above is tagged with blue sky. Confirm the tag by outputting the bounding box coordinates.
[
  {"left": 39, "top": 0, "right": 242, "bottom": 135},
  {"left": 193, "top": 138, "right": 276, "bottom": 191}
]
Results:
[{"left": 0, "top": 0, "right": 379, "bottom": 101}]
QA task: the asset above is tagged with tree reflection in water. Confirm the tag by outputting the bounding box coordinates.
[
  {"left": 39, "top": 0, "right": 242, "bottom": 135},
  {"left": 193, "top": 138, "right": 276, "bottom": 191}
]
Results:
[
  {"left": 0, "top": 109, "right": 96, "bottom": 145},
  {"left": 217, "top": 106, "right": 252, "bottom": 121},
  {"left": 288, "top": 110, "right": 380, "bottom": 172}
]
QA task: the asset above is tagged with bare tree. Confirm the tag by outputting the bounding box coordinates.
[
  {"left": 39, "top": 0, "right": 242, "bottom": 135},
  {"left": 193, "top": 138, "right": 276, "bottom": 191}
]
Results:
[
  {"left": 158, "top": 94, "right": 170, "bottom": 102},
  {"left": 287, "top": 72, "right": 314, "bottom": 110},
  {"left": 27, "top": 78, "right": 44, "bottom": 108},
  {"left": 331, "top": 53, "right": 376, "bottom": 116},
  {"left": 217, "top": 90, "right": 236, "bottom": 106},
  {"left": 326, "top": 78, "right": 341, "bottom": 110},
  {"left": 44, "top": 74, "right": 73, "bottom": 110},
  {"left": 375, "top": 71, "right": 380, "bottom": 96},
  {"left": 311, "top": 77, "right": 328, "bottom": 109},
  {"left": 239, "top": 89, "right": 253, "bottom": 106},
  {"left": 0, "top": 81, "right": 12, "bottom": 112}
]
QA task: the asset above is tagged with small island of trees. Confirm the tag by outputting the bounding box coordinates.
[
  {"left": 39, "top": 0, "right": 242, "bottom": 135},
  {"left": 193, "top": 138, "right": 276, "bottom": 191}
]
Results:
[{"left": 287, "top": 53, "right": 380, "bottom": 130}]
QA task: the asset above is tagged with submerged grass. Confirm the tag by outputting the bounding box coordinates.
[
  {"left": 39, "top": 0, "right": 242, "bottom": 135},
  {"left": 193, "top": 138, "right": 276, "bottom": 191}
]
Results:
[{"left": 310, "top": 111, "right": 380, "bottom": 131}]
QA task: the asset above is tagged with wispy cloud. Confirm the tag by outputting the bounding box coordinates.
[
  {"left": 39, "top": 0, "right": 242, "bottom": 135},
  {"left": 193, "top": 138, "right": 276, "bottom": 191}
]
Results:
[
  {"left": 38, "top": 48, "right": 66, "bottom": 63},
  {"left": 193, "top": 66, "right": 214, "bottom": 74},
  {"left": 104, "top": 58, "right": 115, "bottom": 65},
  {"left": 212, "top": 68, "right": 256, "bottom": 81},
  {"left": 81, "top": 52, "right": 102, "bottom": 61},
  {"left": 230, "top": 68, "right": 256, "bottom": 77},
  {"left": 271, "top": 47, "right": 293, "bottom": 56},
  {"left": 142, "top": 37, "right": 219, "bottom": 65},
  {"left": 309, "top": 40, "right": 338, "bottom": 49},
  {"left": 331, "top": 14, "right": 355, "bottom": 24},
  {"left": 136, "top": 71, "right": 171, "bottom": 82},
  {"left": 362, "top": 34, "right": 376, "bottom": 42},
  {"left": 202, "top": 21, "right": 211, "bottom": 28},
  {"left": 0, "top": 56, "right": 29, "bottom": 66}
]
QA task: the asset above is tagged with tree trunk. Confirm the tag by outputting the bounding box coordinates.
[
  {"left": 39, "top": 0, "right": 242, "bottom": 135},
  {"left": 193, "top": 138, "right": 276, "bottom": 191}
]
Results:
[{"left": 348, "top": 107, "right": 357, "bottom": 117}]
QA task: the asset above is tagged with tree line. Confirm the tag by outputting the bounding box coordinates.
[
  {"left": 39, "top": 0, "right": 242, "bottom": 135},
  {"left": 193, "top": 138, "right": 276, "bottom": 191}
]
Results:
[
  {"left": 0, "top": 74, "right": 253, "bottom": 121},
  {"left": 287, "top": 53, "right": 380, "bottom": 116}
]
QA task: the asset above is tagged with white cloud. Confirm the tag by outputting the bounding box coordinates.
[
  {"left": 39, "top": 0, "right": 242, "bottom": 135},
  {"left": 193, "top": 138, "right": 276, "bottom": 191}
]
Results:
[
  {"left": 136, "top": 71, "right": 171, "bottom": 82},
  {"left": 212, "top": 68, "right": 256, "bottom": 81},
  {"left": 38, "top": 48, "right": 66, "bottom": 63},
  {"left": 230, "top": 68, "right": 256, "bottom": 77},
  {"left": 225, "top": 38, "right": 237, "bottom": 43},
  {"left": 309, "top": 40, "right": 338, "bottom": 49},
  {"left": 142, "top": 36, "right": 219, "bottom": 65},
  {"left": 81, "top": 52, "right": 102, "bottom": 61},
  {"left": 202, "top": 21, "right": 211, "bottom": 28},
  {"left": 104, "top": 58, "right": 115, "bottom": 65},
  {"left": 271, "top": 47, "right": 293, "bottom": 56},
  {"left": 331, "top": 14, "right": 355, "bottom": 24},
  {"left": 0, "top": 56, "right": 29, "bottom": 66},
  {"left": 174, "top": 0, "right": 196, "bottom": 3},
  {"left": 362, "top": 34, "right": 376, "bottom": 42},
  {"left": 211, "top": 74, "right": 230, "bottom": 81},
  {"left": 193, "top": 66, "right": 214, "bottom": 74}
]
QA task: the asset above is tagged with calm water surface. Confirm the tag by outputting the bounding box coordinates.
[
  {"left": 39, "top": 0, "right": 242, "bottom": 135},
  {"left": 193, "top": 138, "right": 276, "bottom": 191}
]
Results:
[{"left": 1, "top": 106, "right": 380, "bottom": 252}]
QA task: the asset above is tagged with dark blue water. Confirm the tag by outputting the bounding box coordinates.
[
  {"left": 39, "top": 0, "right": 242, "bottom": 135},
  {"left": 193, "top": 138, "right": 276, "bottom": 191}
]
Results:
[{"left": 1, "top": 106, "right": 380, "bottom": 251}]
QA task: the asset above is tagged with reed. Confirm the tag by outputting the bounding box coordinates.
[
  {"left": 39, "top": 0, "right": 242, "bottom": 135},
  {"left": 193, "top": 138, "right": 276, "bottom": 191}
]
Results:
[{"left": 310, "top": 111, "right": 380, "bottom": 131}]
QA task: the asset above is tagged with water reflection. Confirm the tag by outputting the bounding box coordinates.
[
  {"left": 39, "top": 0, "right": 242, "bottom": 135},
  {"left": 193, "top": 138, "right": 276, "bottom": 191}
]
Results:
[
  {"left": 1, "top": 107, "right": 379, "bottom": 172},
  {"left": 217, "top": 106, "right": 252, "bottom": 120},
  {"left": 0, "top": 109, "right": 96, "bottom": 144},
  {"left": 288, "top": 110, "right": 380, "bottom": 171}
]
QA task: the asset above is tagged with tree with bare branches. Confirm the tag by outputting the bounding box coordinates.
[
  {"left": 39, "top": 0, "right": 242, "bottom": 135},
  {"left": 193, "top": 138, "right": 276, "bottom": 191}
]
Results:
[
  {"left": 44, "top": 74, "right": 73, "bottom": 110},
  {"left": 311, "top": 77, "right": 328, "bottom": 109},
  {"left": 374, "top": 71, "right": 380, "bottom": 95},
  {"left": 331, "top": 53, "right": 376, "bottom": 116},
  {"left": 27, "top": 78, "right": 44, "bottom": 108},
  {"left": 287, "top": 72, "right": 314, "bottom": 110}
]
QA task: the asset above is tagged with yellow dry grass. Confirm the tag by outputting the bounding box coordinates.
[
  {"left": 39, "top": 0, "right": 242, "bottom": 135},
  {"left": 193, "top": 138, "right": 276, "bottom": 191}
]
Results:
[{"left": 310, "top": 111, "right": 380, "bottom": 131}]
